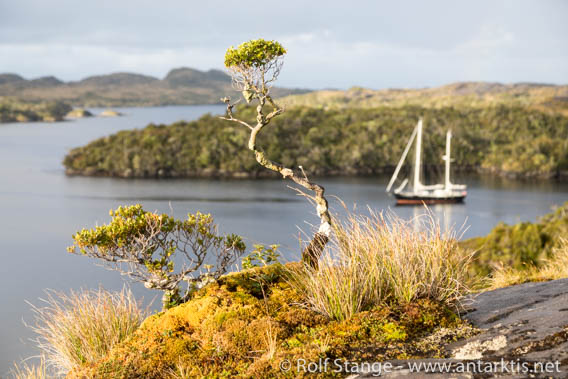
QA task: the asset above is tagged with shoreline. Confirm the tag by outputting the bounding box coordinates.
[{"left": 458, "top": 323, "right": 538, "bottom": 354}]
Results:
[{"left": 64, "top": 166, "right": 568, "bottom": 182}]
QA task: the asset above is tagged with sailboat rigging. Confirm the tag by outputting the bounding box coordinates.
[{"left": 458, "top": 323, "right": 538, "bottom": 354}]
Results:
[{"left": 386, "top": 118, "right": 467, "bottom": 205}]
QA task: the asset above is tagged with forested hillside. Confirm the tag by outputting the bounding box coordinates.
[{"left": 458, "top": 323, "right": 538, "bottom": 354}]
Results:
[
  {"left": 281, "top": 82, "right": 568, "bottom": 116},
  {"left": 63, "top": 105, "right": 568, "bottom": 179}
]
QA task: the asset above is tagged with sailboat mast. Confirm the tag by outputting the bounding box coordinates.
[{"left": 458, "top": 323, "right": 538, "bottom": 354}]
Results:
[
  {"left": 386, "top": 122, "right": 418, "bottom": 192},
  {"left": 444, "top": 130, "right": 451, "bottom": 190},
  {"left": 413, "top": 119, "right": 423, "bottom": 191}
]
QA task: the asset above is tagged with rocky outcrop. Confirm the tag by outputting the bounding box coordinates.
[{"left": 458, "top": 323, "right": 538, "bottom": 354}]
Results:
[
  {"left": 357, "top": 279, "right": 568, "bottom": 378},
  {"left": 66, "top": 108, "right": 93, "bottom": 118},
  {"left": 99, "top": 109, "right": 122, "bottom": 117}
]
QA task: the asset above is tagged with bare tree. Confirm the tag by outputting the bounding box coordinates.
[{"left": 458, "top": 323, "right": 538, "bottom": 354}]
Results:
[
  {"left": 221, "top": 39, "right": 332, "bottom": 268},
  {"left": 68, "top": 205, "right": 246, "bottom": 309}
]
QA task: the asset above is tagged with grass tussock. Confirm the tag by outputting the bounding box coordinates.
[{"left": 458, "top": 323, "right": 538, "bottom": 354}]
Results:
[
  {"left": 289, "top": 209, "right": 473, "bottom": 321},
  {"left": 27, "top": 286, "right": 149, "bottom": 375},
  {"left": 10, "top": 356, "right": 48, "bottom": 379},
  {"left": 489, "top": 238, "right": 568, "bottom": 289}
]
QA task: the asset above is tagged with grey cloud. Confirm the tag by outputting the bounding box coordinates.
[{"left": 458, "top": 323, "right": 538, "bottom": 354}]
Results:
[{"left": 0, "top": 0, "right": 566, "bottom": 88}]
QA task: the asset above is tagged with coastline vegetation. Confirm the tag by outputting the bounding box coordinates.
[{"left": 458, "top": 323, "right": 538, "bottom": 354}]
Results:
[
  {"left": 63, "top": 105, "right": 568, "bottom": 180},
  {"left": 462, "top": 201, "right": 568, "bottom": 279},
  {"left": 0, "top": 97, "right": 71, "bottom": 123},
  {"left": 489, "top": 238, "right": 568, "bottom": 289}
]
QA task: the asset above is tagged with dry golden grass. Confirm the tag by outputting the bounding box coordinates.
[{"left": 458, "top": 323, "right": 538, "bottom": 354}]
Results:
[
  {"left": 489, "top": 238, "right": 568, "bottom": 289},
  {"left": 10, "top": 356, "right": 48, "bottom": 379},
  {"left": 289, "top": 209, "right": 473, "bottom": 321},
  {"left": 166, "top": 359, "right": 194, "bottom": 379},
  {"left": 26, "top": 286, "right": 149, "bottom": 376}
]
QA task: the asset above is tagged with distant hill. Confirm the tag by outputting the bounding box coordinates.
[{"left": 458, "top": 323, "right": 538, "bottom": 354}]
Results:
[
  {"left": 280, "top": 82, "right": 568, "bottom": 116},
  {"left": 0, "top": 68, "right": 310, "bottom": 107}
]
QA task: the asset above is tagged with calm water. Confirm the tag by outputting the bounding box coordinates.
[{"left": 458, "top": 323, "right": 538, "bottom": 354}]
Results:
[{"left": 1, "top": 106, "right": 567, "bottom": 374}]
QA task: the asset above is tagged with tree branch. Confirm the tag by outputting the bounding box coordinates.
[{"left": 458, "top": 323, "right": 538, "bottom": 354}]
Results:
[
  {"left": 219, "top": 116, "right": 254, "bottom": 130},
  {"left": 222, "top": 93, "right": 331, "bottom": 268}
]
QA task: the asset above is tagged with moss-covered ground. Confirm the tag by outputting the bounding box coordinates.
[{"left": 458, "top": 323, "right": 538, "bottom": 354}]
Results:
[{"left": 69, "top": 264, "right": 477, "bottom": 378}]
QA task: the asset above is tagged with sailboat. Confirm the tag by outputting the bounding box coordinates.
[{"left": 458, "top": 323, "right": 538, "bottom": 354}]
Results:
[{"left": 386, "top": 118, "right": 467, "bottom": 205}]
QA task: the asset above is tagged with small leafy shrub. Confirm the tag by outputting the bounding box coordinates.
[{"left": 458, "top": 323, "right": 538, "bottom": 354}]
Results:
[
  {"left": 242, "top": 244, "right": 280, "bottom": 269},
  {"left": 26, "top": 287, "right": 147, "bottom": 376},
  {"left": 68, "top": 205, "right": 246, "bottom": 308}
]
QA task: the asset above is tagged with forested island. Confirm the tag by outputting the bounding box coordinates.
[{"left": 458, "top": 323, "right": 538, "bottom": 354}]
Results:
[
  {"left": 0, "top": 97, "right": 71, "bottom": 122},
  {"left": 63, "top": 105, "right": 568, "bottom": 180}
]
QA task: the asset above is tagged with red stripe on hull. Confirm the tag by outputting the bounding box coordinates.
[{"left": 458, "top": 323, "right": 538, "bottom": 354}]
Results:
[{"left": 396, "top": 198, "right": 464, "bottom": 205}]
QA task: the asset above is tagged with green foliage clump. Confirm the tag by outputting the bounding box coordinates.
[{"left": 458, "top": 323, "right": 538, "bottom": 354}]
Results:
[
  {"left": 242, "top": 244, "right": 280, "bottom": 269},
  {"left": 224, "top": 39, "right": 286, "bottom": 68},
  {"left": 69, "top": 264, "right": 475, "bottom": 378},
  {"left": 462, "top": 202, "right": 568, "bottom": 278},
  {"left": 69, "top": 205, "right": 246, "bottom": 308},
  {"left": 0, "top": 97, "right": 71, "bottom": 123}
]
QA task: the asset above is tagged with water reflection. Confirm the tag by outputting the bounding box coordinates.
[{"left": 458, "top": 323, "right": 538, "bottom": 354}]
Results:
[{"left": 68, "top": 194, "right": 300, "bottom": 203}]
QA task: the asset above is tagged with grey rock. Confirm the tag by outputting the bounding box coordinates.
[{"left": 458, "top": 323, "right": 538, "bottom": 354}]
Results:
[{"left": 356, "top": 279, "right": 568, "bottom": 378}]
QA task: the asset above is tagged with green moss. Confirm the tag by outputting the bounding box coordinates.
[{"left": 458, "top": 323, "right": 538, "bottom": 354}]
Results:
[
  {"left": 381, "top": 322, "right": 407, "bottom": 341},
  {"left": 69, "top": 264, "right": 476, "bottom": 378}
]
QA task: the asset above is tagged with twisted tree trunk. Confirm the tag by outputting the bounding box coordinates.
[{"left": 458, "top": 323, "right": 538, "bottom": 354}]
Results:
[{"left": 221, "top": 96, "right": 331, "bottom": 268}]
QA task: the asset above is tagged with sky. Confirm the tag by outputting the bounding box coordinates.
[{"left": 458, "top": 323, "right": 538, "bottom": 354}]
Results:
[{"left": 0, "top": 0, "right": 567, "bottom": 90}]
